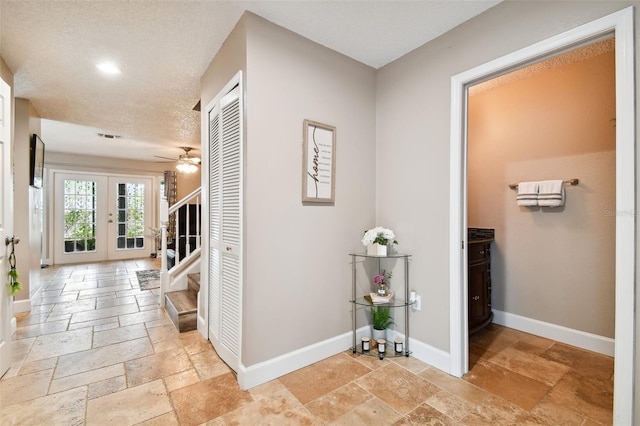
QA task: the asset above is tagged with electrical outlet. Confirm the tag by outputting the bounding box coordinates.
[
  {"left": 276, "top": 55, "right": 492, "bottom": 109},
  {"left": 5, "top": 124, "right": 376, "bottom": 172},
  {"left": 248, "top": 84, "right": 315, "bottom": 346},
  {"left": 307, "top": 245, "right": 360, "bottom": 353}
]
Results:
[{"left": 412, "top": 295, "right": 421, "bottom": 311}]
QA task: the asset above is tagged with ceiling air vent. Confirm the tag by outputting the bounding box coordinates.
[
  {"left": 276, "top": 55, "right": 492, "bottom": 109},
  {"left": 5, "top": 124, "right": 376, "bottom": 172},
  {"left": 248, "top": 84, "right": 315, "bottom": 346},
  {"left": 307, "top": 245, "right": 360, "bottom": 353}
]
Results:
[{"left": 97, "top": 132, "right": 121, "bottom": 139}]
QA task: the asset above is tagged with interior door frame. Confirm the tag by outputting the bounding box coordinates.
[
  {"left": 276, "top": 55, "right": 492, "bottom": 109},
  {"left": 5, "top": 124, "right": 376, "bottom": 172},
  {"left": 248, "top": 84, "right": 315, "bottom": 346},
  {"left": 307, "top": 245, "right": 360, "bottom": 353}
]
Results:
[
  {"left": 0, "top": 76, "right": 13, "bottom": 377},
  {"left": 449, "top": 7, "right": 635, "bottom": 424}
]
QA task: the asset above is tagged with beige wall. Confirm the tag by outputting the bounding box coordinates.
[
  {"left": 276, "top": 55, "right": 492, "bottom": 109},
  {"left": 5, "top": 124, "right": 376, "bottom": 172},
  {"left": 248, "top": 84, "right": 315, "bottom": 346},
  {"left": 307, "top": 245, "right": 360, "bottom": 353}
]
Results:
[
  {"left": 13, "top": 99, "right": 42, "bottom": 302},
  {"left": 176, "top": 170, "right": 201, "bottom": 200},
  {"left": 0, "top": 56, "right": 14, "bottom": 87},
  {"left": 242, "top": 14, "right": 376, "bottom": 366},
  {"left": 468, "top": 50, "right": 615, "bottom": 337},
  {"left": 200, "top": 16, "right": 247, "bottom": 115},
  {"left": 376, "top": 1, "right": 637, "bottom": 353},
  {"left": 45, "top": 151, "right": 169, "bottom": 175},
  {"left": 201, "top": 13, "right": 376, "bottom": 367}
]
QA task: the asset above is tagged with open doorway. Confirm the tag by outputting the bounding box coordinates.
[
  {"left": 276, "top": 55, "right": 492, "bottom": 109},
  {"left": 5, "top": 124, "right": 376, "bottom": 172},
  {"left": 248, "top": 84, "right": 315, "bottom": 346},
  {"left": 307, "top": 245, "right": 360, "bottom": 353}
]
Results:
[
  {"left": 467, "top": 36, "right": 615, "bottom": 355},
  {"left": 462, "top": 35, "right": 616, "bottom": 423},
  {"left": 449, "top": 7, "right": 635, "bottom": 424}
]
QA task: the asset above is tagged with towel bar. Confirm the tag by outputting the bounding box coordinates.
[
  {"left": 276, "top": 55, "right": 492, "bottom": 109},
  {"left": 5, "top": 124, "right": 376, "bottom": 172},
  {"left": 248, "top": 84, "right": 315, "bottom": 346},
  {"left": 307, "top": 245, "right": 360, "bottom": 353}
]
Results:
[{"left": 508, "top": 178, "right": 579, "bottom": 190}]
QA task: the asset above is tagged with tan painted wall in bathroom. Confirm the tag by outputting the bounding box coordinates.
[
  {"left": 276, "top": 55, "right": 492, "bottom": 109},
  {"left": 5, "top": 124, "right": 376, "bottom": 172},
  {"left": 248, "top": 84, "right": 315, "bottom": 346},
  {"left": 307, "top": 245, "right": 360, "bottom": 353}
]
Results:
[{"left": 467, "top": 49, "right": 616, "bottom": 338}]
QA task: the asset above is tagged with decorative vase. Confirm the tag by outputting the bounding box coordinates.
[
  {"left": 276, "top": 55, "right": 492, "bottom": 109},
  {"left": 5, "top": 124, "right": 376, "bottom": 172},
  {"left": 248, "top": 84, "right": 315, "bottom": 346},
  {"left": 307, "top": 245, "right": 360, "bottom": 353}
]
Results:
[
  {"left": 367, "top": 243, "right": 387, "bottom": 256},
  {"left": 386, "top": 327, "right": 396, "bottom": 343},
  {"left": 376, "top": 282, "right": 388, "bottom": 297},
  {"left": 372, "top": 327, "right": 386, "bottom": 343}
]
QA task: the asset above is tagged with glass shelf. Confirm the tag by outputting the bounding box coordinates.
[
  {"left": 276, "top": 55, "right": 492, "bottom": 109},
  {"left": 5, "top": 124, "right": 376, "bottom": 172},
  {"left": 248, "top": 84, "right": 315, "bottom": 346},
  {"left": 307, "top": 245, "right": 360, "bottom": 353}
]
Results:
[
  {"left": 352, "top": 343, "right": 412, "bottom": 359},
  {"left": 350, "top": 296, "right": 414, "bottom": 308},
  {"left": 350, "top": 252, "right": 411, "bottom": 259},
  {"left": 350, "top": 252, "right": 412, "bottom": 360}
]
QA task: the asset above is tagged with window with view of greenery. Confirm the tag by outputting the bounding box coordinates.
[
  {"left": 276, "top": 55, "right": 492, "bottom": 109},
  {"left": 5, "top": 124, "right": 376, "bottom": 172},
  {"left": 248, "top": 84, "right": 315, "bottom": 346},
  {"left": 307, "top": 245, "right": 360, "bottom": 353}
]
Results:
[
  {"left": 64, "top": 180, "right": 146, "bottom": 254},
  {"left": 64, "top": 179, "right": 97, "bottom": 253},
  {"left": 116, "top": 182, "right": 145, "bottom": 249}
]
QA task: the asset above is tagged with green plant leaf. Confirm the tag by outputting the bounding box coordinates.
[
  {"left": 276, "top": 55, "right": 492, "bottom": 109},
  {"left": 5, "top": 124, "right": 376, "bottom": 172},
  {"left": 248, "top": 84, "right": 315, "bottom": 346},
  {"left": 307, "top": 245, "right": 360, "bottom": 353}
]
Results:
[{"left": 371, "top": 305, "right": 394, "bottom": 330}]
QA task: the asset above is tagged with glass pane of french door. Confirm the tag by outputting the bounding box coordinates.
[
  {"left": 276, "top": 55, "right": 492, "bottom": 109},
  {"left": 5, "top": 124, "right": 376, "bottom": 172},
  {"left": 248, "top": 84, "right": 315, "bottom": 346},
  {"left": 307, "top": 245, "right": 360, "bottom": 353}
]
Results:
[
  {"left": 53, "top": 173, "right": 107, "bottom": 265},
  {"left": 63, "top": 179, "right": 97, "bottom": 253},
  {"left": 107, "top": 176, "right": 153, "bottom": 260},
  {"left": 115, "top": 182, "right": 145, "bottom": 250}
]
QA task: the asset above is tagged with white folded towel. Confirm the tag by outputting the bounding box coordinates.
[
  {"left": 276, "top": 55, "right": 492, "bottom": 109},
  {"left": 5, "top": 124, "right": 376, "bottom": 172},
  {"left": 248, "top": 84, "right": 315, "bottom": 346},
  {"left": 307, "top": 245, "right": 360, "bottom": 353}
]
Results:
[
  {"left": 538, "top": 180, "right": 565, "bottom": 207},
  {"left": 516, "top": 181, "right": 539, "bottom": 206}
]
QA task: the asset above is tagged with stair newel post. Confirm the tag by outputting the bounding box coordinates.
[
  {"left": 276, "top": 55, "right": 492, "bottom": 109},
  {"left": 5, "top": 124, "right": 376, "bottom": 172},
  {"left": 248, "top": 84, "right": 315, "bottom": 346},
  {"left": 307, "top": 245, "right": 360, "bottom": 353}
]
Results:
[{"left": 160, "top": 199, "right": 169, "bottom": 308}]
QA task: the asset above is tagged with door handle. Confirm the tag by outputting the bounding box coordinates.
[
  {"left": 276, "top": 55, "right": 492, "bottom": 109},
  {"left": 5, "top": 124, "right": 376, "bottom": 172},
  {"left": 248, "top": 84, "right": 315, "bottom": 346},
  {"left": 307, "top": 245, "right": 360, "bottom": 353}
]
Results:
[
  {"left": 108, "top": 220, "right": 113, "bottom": 223},
  {"left": 5, "top": 236, "right": 20, "bottom": 246}
]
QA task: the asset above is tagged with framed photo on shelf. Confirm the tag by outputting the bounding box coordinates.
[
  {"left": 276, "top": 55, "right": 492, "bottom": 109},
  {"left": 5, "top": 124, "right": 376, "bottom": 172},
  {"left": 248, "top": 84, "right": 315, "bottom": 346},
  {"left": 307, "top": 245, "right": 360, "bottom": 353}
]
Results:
[{"left": 302, "top": 119, "right": 336, "bottom": 203}]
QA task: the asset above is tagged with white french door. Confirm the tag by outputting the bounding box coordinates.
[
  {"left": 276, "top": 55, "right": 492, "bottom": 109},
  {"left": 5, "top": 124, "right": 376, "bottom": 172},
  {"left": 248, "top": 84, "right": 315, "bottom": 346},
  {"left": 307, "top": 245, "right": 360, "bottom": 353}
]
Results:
[
  {"left": 206, "top": 72, "right": 243, "bottom": 373},
  {"left": 53, "top": 172, "right": 153, "bottom": 264},
  {"left": 0, "top": 77, "right": 13, "bottom": 377},
  {"left": 107, "top": 176, "right": 153, "bottom": 260}
]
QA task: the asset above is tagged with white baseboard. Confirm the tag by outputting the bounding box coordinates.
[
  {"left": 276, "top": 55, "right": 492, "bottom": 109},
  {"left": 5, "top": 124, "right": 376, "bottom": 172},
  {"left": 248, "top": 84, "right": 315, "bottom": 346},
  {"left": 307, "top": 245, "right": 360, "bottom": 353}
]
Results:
[
  {"left": 237, "top": 327, "right": 365, "bottom": 390},
  {"left": 197, "top": 314, "right": 207, "bottom": 337},
  {"left": 493, "top": 309, "right": 614, "bottom": 356},
  {"left": 13, "top": 297, "right": 31, "bottom": 314},
  {"left": 407, "top": 336, "right": 451, "bottom": 373},
  {"left": 13, "top": 284, "right": 45, "bottom": 315},
  {"left": 236, "top": 326, "right": 451, "bottom": 390}
]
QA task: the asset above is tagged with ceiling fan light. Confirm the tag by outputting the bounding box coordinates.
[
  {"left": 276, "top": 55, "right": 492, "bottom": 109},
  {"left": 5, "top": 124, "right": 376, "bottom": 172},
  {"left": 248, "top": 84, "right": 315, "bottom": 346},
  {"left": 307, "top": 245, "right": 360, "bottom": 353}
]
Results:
[{"left": 176, "top": 160, "right": 198, "bottom": 174}]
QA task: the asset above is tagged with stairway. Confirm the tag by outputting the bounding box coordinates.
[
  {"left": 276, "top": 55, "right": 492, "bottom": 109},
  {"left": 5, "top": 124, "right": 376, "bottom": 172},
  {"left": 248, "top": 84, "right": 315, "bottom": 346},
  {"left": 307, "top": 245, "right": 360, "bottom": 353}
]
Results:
[{"left": 165, "top": 273, "right": 200, "bottom": 332}]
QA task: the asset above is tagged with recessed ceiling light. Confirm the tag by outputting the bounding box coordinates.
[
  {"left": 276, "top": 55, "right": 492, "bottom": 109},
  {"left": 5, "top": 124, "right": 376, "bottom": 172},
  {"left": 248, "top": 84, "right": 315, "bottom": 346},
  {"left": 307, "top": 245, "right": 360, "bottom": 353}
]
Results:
[{"left": 96, "top": 62, "right": 122, "bottom": 75}]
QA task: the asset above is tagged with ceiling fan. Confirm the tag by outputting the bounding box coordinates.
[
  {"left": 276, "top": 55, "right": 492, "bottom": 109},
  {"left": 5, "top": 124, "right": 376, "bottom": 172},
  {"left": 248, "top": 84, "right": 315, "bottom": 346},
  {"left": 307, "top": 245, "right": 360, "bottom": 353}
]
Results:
[{"left": 155, "top": 146, "right": 201, "bottom": 173}]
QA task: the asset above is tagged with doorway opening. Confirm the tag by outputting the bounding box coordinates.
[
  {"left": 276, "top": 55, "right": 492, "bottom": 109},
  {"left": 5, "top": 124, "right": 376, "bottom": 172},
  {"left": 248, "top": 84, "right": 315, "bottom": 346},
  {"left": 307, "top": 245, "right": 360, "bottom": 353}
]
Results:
[
  {"left": 52, "top": 171, "right": 155, "bottom": 264},
  {"left": 449, "top": 7, "right": 635, "bottom": 423},
  {"left": 466, "top": 36, "right": 616, "bottom": 356}
]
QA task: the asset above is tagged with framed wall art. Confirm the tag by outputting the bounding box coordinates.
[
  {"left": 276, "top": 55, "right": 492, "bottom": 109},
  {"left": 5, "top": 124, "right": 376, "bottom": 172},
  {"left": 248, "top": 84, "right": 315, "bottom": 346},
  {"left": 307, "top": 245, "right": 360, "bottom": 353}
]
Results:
[
  {"left": 30, "top": 134, "right": 45, "bottom": 188},
  {"left": 302, "top": 119, "right": 336, "bottom": 203}
]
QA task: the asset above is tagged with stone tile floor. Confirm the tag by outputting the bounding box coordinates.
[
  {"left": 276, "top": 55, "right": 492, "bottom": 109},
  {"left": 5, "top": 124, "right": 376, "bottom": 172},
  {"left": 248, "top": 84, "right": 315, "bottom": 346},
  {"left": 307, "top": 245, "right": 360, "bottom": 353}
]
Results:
[{"left": 0, "top": 259, "right": 613, "bottom": 425}]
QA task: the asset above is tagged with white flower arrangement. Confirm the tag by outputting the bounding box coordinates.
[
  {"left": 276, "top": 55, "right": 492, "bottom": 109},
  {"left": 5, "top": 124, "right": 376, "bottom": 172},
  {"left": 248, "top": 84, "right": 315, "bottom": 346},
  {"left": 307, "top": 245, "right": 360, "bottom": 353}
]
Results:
[{"left": 361, "top": 226, "right": 398, "bottom": 247}]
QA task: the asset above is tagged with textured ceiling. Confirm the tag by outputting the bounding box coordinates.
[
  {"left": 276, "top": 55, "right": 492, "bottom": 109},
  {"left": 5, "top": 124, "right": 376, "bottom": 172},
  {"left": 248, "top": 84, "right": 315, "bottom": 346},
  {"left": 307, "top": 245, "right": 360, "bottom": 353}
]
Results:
[
  {"left": 0, "top": 0, "right": 500, "bottom": 161},
  {"left": 470, "top": 37, "right": 616, "bottom": 95}
]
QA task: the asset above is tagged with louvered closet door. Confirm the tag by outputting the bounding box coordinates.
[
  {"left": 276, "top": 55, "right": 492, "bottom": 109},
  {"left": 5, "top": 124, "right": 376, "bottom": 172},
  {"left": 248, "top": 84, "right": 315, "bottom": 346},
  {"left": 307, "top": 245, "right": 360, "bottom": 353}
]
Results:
[
  {"left": 207, "top": 77, "right": 242, "bottom": 372},
  {"left": 208, "top": 105, "right": 221, "bottom": 344}
]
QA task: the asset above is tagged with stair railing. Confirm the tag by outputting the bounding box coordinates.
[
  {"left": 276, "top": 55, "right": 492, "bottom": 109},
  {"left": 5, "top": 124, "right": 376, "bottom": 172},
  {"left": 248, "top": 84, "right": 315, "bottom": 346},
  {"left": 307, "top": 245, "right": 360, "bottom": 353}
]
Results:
[{"left": 160, "top": 187, "right": 201, "bottom": 307}]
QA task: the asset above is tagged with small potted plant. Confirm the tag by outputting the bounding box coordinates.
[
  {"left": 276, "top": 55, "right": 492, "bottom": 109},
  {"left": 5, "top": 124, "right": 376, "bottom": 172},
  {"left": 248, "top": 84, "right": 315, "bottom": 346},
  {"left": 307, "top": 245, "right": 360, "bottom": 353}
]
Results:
[
  {"left": 371, "top": 305, "right": 394, "bottom": 342},
  {"left": 362, "top": 226, "right": 398, "bottom": 256},
  {"left": 373, "top": 270, "right": 392, "bottom": 297}
]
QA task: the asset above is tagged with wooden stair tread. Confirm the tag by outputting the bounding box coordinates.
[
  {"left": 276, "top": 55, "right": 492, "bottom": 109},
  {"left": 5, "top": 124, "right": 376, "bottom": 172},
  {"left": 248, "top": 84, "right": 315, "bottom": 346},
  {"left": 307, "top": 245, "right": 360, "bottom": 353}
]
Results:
[{"left": 165, "top": 290, "right": 197, "bottom": 314}]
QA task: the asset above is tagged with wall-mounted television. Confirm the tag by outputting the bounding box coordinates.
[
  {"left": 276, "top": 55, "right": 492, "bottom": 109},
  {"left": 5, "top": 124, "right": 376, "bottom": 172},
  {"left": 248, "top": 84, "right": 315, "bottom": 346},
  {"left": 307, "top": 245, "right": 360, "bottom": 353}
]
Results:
[{"left": 30, "top": 134, "right": 45, "bottom": 188}]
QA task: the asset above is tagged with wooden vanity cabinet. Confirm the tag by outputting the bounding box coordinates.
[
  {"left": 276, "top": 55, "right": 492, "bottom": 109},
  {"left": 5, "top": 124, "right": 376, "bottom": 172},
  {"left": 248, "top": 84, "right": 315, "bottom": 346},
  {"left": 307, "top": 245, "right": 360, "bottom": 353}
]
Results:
[{"left": 468, "top": 239, "right": 493, "bottom": 334}]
